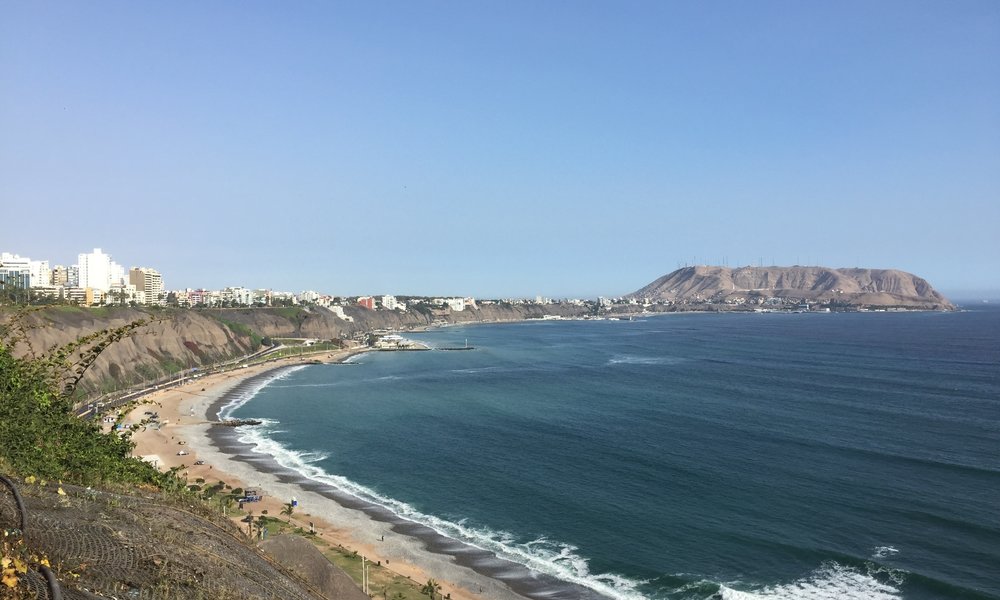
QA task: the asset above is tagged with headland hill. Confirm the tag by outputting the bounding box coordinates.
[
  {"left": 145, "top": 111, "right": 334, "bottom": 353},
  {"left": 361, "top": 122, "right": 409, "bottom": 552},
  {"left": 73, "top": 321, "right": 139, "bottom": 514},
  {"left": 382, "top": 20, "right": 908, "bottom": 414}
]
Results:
[
  {"left": 627, "top": 265, "right": 955, "bottom": 311},
  {"left": 0, "top": 264, "right": 955, "bottom": 600}
]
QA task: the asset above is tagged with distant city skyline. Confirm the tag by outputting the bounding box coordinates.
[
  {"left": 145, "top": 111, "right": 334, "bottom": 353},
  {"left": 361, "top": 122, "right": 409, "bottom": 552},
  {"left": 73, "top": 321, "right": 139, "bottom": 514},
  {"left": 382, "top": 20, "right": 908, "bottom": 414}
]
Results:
[
  {"left": 4, "top": 245, "right": 994, "bottom": 302},
  {"left": 2, "top": 2, "right": 998, "bottom": 299}
]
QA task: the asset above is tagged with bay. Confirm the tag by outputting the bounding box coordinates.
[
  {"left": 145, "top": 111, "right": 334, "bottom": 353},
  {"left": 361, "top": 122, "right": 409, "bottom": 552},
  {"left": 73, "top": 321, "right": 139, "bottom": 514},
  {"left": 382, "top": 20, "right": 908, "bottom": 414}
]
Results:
[{"left": 228, "top": 308, "right": 1000, "bottom": 599}]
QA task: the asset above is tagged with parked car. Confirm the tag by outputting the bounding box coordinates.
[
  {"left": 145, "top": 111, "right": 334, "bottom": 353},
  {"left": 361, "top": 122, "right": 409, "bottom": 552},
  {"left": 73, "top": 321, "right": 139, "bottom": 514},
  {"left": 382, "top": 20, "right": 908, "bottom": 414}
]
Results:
[
  {"left": 177, "top": 450, "right": 188, "bottom": 456},
  {"left": 194, "top": 460, "right": 205, "bottom": 465}
]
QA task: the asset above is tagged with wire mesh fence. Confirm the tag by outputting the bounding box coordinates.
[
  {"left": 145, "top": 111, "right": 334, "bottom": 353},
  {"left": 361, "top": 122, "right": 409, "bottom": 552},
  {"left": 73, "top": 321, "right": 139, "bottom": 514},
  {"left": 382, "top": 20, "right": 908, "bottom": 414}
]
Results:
[{"left": 1, "top": 476, "right": 324, "bottom": 600}]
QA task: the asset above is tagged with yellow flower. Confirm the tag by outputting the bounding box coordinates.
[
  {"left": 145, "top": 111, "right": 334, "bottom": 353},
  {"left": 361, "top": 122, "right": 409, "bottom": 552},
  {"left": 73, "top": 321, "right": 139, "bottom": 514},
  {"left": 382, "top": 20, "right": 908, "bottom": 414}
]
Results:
[{"left": 2, "top": 572, "right": 18, "bottom": 588}]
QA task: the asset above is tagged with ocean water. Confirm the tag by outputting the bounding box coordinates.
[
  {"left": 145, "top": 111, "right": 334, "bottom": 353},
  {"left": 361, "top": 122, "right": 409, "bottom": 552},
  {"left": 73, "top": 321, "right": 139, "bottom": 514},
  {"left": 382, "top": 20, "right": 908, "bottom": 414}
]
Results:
[{"left": 224, "top": 308, "right": 1000, "bottom": 600}]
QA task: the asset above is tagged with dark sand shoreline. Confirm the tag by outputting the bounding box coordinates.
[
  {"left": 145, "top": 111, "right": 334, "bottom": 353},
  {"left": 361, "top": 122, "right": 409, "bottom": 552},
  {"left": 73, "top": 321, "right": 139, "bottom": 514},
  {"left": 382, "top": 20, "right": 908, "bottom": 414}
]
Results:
[{"left": 205, "top": 363, "right": 607, "bottom": 600}]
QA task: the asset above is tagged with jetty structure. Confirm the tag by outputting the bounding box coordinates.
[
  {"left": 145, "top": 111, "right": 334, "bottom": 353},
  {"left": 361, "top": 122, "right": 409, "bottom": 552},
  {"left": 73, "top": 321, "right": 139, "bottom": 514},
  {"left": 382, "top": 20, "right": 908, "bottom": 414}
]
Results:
[
  {"left": 372, "top": 333, "right": 430, "bottom": 351},
  {"left": 439, "top": 338, "right": 475, "bottom": 351}
]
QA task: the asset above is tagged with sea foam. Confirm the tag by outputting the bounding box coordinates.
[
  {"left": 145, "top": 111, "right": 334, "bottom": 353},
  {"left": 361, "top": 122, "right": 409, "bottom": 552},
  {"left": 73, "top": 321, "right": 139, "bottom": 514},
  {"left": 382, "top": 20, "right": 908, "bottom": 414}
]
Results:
[
  {"left": 224, "top": 365, "right": 910, "bottom": 600},
  {"left": 231, "top": 405, "right": 651, "bottom": 600},
  {"left": 718, "top": 562, "right": 903, "bottom": 600},
  {"left": 607, "top": 354, "right": 687, "bottom": 366},
  {"left": 216, "top": 365, "right": 307, "bottom": 420}
]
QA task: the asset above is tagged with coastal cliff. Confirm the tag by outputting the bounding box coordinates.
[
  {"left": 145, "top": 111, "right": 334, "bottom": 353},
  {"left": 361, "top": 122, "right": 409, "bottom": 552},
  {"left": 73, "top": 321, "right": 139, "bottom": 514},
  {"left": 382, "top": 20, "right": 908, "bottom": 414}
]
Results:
[
  {"left": 7, "top": 302, "right": 589, "bottom": 395},
  {"left": 10, "top": 307, "right": 259, "bottom": 395},
  {"left": 628, "top": 266, "right": 954, "bottom": 310},
  {"left": 202, "top": 302, "right": 587, "bottom": 339},
  {"left": 5, "top": 264, "right": 953, "bottom": 397}
]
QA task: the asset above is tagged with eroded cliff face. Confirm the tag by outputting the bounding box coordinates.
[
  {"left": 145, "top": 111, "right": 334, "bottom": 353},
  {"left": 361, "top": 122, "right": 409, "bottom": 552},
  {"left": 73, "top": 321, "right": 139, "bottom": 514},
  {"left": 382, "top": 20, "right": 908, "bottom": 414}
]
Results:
[
  {"left": 628, "top": 266, "right": 954, "bottom": 309},
  {"left": 6, "top": 302, "right": 590, "bottom": 396},
  {"left": 10, "top": 307, "right": 257, "bottom": 395},
  {"left": 202, "top": 303, "right": 588, "bottom": 338}
]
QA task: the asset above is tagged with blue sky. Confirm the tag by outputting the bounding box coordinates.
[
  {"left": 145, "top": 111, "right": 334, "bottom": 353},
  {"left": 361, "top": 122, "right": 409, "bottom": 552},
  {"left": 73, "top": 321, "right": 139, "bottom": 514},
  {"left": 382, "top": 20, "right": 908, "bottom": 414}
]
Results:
[{"left": 2, "top": 1, "right": 998, "bottom": 298}]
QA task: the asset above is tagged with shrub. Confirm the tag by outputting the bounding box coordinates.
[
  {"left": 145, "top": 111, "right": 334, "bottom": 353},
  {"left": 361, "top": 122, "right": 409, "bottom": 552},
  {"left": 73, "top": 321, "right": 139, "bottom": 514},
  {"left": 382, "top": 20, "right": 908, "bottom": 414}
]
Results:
[{"left": 0, "top": 310, "right": 168, "bottom": 486}]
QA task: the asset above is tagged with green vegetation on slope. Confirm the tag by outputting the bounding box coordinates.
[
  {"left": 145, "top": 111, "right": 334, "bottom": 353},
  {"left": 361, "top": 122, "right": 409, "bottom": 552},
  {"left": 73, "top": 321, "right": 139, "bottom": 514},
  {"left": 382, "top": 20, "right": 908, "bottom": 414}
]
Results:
[
  {"left": 0, "top": 309, "right": 454, "bottom": 600},
  {"left": 213, "top": 317, "right": 263, "bottom": 351},
  {"left": 0, "top": 310, "right": 167, "bottom": 486}
]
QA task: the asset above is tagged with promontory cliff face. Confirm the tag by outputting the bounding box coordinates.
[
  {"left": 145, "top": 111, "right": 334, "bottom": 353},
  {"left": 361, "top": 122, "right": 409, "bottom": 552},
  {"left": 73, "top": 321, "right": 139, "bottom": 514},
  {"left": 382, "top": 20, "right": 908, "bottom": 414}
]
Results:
[{"left": 628, "top": 266, "right": 954, "bottom": 310}]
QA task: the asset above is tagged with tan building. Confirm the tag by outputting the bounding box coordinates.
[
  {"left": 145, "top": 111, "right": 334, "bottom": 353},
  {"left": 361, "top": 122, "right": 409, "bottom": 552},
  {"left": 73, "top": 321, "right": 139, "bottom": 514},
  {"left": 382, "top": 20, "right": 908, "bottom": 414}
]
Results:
[
  {"left": 51, "top": 265, "right": 69, "bottom": 286},
  {"left": 84, "top": 288, "right": 105, "bottom": 306},
  {"left": 129, "top": 267, "right": 164, "bottom": 305}
]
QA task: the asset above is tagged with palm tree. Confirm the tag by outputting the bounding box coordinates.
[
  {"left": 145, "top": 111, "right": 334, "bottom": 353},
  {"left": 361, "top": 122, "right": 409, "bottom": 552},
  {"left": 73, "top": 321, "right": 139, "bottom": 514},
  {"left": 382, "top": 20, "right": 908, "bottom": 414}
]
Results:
[
  {"left": 281, "top": 501, "right": 294, "bottom": 519},
  {"left": 421, "top": 579, "right": 441, "bottom": 599},
  {"left": 256, "top": 515, "right": 269, "bottom": 539}
]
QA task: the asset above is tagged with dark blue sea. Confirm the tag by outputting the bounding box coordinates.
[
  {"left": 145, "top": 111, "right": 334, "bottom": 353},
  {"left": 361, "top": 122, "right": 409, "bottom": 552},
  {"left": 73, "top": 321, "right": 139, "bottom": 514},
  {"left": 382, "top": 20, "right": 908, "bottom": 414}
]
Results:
[{"left": 224, "top": 307, "right": 1000, "bottom": 599}]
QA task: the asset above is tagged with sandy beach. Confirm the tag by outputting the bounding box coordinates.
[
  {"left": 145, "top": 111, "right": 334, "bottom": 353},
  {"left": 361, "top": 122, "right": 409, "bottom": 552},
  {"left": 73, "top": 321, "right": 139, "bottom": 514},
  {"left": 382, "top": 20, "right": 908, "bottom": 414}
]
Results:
[{"left": 127, "top": 349, "right": 529, "bottom": 600}]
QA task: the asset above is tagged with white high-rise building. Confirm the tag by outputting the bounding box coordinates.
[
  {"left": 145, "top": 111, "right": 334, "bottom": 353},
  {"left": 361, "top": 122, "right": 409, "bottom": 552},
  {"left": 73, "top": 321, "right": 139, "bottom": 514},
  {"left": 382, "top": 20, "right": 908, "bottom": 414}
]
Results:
[
  {"left": 110, "top": 261, "right": 125, "bottom": 287},
  {"left": 77, "top": 248, "right": 115, "bottom": 292},
  {"left": 0, "top": 254, "right": 55, "bottom": 288},
  {"left": 0, "top": 252, "right": 32, "bottom": 289},
  {"left": 0, "top": 254, "right": 63, "bottom": 301},
  {"left": 1, "top": 253, "right": 31, "bottom": 272},
  {"left": 29, "top": 260, "right": 50, "bottom": 288}
]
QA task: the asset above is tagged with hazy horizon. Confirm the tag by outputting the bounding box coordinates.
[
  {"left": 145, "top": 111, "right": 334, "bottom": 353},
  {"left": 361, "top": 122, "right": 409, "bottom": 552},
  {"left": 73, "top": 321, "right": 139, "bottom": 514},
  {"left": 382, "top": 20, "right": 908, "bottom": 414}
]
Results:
[{"left": 2, "top": 2, "right": 998, "bottom": 298}]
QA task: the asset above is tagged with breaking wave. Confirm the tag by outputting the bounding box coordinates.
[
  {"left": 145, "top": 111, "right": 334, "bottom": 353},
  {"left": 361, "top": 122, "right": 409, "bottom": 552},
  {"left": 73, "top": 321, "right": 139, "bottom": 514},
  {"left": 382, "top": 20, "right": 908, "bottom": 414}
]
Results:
[
  {"left": 232, "top": 414, "right": 649, "bottom": 600},
  {"left": 216, "top": 365, "right": 307, "bottom": 420},
  {"left": 221, "top": 370, "right": 920, "bottom": 600},
  {"left": 717, "top": 561, "right": 904, "bottom": 599},
  {"left": 607, "top": 354, "right": 687, "bottom": 366}
]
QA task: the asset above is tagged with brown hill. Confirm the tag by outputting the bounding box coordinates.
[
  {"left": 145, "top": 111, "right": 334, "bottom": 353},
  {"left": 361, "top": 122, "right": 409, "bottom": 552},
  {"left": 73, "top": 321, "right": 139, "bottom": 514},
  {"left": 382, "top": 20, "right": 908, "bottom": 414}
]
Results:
[{"left": 628, "top": 266, "right": 954, "bottom": 309}]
